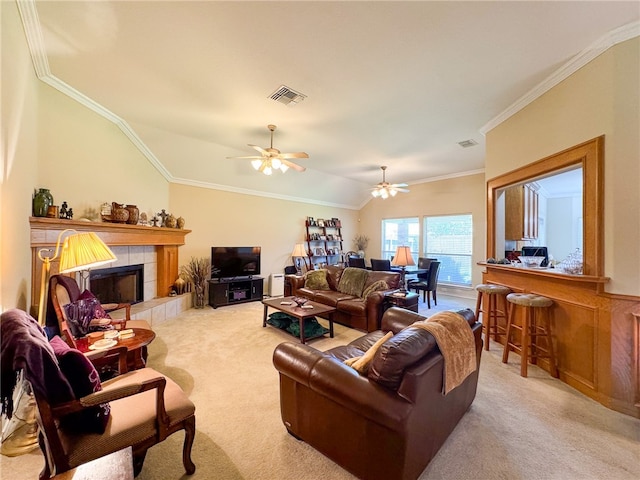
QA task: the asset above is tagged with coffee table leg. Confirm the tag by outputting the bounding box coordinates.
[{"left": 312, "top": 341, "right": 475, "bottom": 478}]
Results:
[
  {"left": 329, "top": 313, "right": 334, "bottom": 338},
  {"left": 263, "top": 304, "right": 268, "bottom": 327}
]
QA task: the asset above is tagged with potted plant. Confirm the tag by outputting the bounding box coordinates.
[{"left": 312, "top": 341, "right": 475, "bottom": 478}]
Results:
[
  {"left": 353, "top": 234, "right": 369, "bottom": 258},
  {"left": 180, "top": 257, "right": 211, "bottom": 308}
]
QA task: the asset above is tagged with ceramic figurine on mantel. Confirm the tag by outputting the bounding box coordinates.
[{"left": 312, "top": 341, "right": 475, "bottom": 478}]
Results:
[{"left": 165, "top": 214, "right": 177, "bottom": 229}]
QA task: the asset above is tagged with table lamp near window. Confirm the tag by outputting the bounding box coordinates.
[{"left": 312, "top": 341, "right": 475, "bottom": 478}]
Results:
[
  {"left": 37, "top": 229, "right": 117, "bottom": 326},
  {"left": 391, "top": 246, "right": 415, "bottom": 293},
  {"left": 291, "top": 243, "right": 309, "bottom": 275}
]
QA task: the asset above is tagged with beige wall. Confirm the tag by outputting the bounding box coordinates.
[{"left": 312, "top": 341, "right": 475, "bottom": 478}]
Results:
[
  {"left": 358, "top": 173, "right": 486, "bottom": 293},
  {"left": 486, "top": 37, "right": 639, "bottom": 295},
  {"left": 1, "top": 1, "right": 40, "bottom": 312},
  {"left": 169, "top": 183, "right": 358, "bottom": 282}
]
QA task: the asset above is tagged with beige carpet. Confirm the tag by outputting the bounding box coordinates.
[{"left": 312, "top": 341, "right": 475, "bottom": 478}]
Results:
[{"left": 2, "top": 295, "right": 639, "bottom": 479}]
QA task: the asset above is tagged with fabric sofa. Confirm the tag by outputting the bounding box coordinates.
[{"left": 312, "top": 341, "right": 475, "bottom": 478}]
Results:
[
  {"left": 286, "top": 266, "right": 401, "bottom": 332},
  {"left": 272, "top": 307, "right": 482, "bottom": 480}
]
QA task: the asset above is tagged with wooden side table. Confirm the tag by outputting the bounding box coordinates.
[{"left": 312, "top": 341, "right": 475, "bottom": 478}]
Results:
[{"left": 384, "top": 291, "right": 419, "bottom": 313}]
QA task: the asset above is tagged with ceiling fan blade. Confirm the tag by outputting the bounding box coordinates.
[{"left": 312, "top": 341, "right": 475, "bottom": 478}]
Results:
[
  {"left": 279, "top": 152, "right": 309, "bottom": 159},
  {"left": 395, "top": 188, "right": 410, "bottom": 193},
  {"left": 282, "top": 159, "right": 306, "bottom": 172},
  {"left": 226, "top": 155, "right": 264, "bottom": 160},
  {"left": 249, "top": 144, "right": 268, "bottom": 155},
  {"left": 390, "top": 183, "right": 409, "bottom": 188}
]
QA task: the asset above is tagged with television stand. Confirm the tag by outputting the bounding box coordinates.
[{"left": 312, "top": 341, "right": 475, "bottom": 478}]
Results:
[{"left": 208, "top": 277, "right": 263, "bottom": 308}]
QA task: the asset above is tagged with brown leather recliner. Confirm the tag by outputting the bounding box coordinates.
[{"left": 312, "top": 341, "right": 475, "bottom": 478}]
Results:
[{"left": 273, "top": 307, "right": 482, "bottom": 480}]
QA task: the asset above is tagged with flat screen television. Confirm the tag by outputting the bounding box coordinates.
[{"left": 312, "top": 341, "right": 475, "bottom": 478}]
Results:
[{"left": 211, "top": 247, "right": 261, "bottom": 279}]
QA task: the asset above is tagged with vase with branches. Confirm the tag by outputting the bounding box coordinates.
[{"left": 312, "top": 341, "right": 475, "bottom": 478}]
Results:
[
  {"left": 180, "top": 257, "right": 211, "bottom": 308},
  {"left": 353, "top": 234, "right": 369, "bottom": 257}
]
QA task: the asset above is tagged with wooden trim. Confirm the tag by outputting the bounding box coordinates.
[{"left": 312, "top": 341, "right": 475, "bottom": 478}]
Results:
[
  {"left": 30, "top": 217, "right": 190, "bottom": 247},
  {"left": 486, "top": 136, "right": 604, "bottom": 277}
]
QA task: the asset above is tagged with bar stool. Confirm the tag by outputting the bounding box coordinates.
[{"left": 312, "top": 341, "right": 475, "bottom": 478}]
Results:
[
  {"left": 502, "top": 293, "right": 558, "bottom": 378},
  {"left": 474, "top": 284, "right": 511, "bottom": 351}
]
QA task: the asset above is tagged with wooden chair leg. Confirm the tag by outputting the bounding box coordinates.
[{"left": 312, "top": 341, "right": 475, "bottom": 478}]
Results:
[
  {"left": 520, "top": 307, "right": 531, "bottom": 377},
  {"left": 474, "top": 291, "right": 482, "bottom": 320},
  {"left": 182, "top": 416, "right": 196, "bottom": 474},
  {"left": 433, "top": 290, "right": 437, "bottom": 305},
  {"left": 502, "top": 303, "right": 516, "bottom": 364}
]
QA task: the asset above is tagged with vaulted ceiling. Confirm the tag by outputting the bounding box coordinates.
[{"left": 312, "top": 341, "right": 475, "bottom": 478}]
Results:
[{"left": 28, "top": 1, "right": 639, "bottom": 208}]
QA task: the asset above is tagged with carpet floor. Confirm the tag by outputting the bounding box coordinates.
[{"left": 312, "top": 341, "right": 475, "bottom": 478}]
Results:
[{"left": 2, "top": 294, "right": 639, "bottom": 479}]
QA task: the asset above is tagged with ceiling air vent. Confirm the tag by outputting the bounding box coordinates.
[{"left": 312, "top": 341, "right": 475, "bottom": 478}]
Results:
[
  {"left": 269, "top": 85, "right": 307, "bottom": 107},
  {"left": 458, "top": 139, "right": 478, "bottom": 148}
]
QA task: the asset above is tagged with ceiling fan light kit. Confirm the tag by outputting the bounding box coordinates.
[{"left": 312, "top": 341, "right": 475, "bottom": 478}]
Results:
[
  {"left": 371, "top": 166, "right": 409, "bottom": 199},
  {"left": 227, "top": 124, "right": 308, "bottom": 175}
]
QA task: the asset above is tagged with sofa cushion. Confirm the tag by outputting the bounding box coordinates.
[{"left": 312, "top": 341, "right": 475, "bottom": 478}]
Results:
[
  {"left": 344, "top": 331, "right": 394, "bottom": 374},
  {"left": 304, "top": 270, "right": 331, "bottom": 290},
  {"left": 366, "top": 271, "right": 402, "bottom": 290},
  {"left": 362, "top": 280, "right": 389, "bottom": 299},
  {"left": 335, "top": 298, "right": 366, "bottom": 316},
  {"left": 325, "top": 265, "right": 345, "bottom": 291},
  {"left": 337, "top": 267, "right": 369, "bottom": 297},
  {"left": 324, "top": 344, "right": 370, "bottom": 363},
  {"left": 368, "top": 326, "right": 437, "bottom": 390},
  {"left": 314, "top": 290, "right": 355, "bottom": 307},
  {"left": 348, "top": 330, "right": 387, "bottom": 351}
]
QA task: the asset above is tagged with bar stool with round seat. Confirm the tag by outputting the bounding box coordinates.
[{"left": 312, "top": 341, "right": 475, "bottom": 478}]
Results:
[
  {"left": 474, "top": 284, "right": 511, "bottom": 351},
  {"left": 502, "top": 293, "right": 558, "bottom": 378}
]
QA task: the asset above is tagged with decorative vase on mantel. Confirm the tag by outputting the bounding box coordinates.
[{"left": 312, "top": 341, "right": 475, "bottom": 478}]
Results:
[
  {"left": 125, "top": 205, "right": 139, "bottom": 225},
  {"left": 33, "top": 188, "right": 54, "bottom": 217}
]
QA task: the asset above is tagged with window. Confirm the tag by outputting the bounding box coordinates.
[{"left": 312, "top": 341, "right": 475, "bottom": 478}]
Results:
[
  {"left": 381, "top": 218, "right": 419, "bottom": 260},
  {"left": 424, "top": 214, "right": 472, "bottom": 286}
]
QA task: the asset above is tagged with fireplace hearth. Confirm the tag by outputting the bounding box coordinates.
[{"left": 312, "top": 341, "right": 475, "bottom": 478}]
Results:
[{"left": 90, "top": 264, "right": 144, "bottom": 305}]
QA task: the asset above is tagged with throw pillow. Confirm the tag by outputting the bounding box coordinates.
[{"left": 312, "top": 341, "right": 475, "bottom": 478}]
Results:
[
  {"left": 78, "top": 290, "right": 111, "bottom": 319},
  {"left": 362, "top": 280, "right": 389, "bottom": 299},
  {"left": 344, "top": 331, "right": 394, "bottom": 374},
  {"left": 304, "top": 270, "right": 330, "bottom": 290},
  {"left": 55, "top": 346, "right": 110, "bottom": 434},
  {"left": 337, "top": 267, "right": 369, "bottom": 297}
]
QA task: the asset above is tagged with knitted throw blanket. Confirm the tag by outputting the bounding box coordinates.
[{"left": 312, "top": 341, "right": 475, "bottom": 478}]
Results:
[{"left": 412, "top": 311, "right": 477, "bottom": 394}]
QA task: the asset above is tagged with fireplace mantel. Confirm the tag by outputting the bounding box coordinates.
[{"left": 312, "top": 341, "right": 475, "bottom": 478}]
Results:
[
  {"left": 30, "top": 217, "right": 191, "bottom": 247},
  {"left": 29, "top": 217, "right": 191, "bottom": 319}
]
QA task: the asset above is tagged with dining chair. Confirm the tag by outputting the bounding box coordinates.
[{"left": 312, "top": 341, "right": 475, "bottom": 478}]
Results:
[
  {"left": 408, "top": 261, "right": 441, "bottom": 308},
  {"left": 370, "top": 259, "right": 392, "bottom": 271},
  {"left": 347, "top": 256, "right": 366, "bottom": 268}
]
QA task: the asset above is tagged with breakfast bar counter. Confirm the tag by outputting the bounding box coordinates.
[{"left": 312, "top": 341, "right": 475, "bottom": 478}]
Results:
[{"left": 478, "top": 262, "right": 640, "bottom": 419}]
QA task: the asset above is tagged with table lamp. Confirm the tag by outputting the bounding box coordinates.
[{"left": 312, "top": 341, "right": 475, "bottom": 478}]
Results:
[
  {"left": 37, "top": 229, "right": 117, "bottom": 325},
  {"left": 391, "top": 246, "right": 415, "bottom": 293},
  {"left": 291, "top": 243, "right": 308, "bottom": 275}
]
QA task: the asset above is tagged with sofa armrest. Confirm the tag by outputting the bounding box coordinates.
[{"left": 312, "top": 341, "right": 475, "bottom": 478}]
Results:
[
  {"left": 285, "top": 275, "right": 305, "bottom": 295},
  {"left": 273, "top": 342, "right": 412, "bottom": 431}
]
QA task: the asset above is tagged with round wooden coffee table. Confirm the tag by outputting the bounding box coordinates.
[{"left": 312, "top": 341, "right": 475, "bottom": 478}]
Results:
[{"left": 80, "top": 328, "right": 156, "bottom": 370}]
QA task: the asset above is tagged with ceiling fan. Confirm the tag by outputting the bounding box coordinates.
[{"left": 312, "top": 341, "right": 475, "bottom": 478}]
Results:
[
  {"left": 371, "top": 166, "right": 409, "bottom": 199},
  {"left": 227, "top": 124, "right": 308, "bottom": 175}
]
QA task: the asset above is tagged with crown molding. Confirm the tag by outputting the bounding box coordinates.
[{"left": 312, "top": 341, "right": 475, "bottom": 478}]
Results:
[
  {"left": 480, "top": 20, "right": 640, "bottom": 135},
  {"left": 410, "top": 168, "right": 485, "bottom": 186},
  {"left": 171, "top": 177, "right": 360, "bottom": 210},
  {"left": 17, "top": 0, "right": 173, "bottom": 183}
]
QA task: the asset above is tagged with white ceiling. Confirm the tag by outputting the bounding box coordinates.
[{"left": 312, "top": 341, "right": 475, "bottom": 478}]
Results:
[{"left": 30, "top": 1, "right": 639, "bottom": 208}]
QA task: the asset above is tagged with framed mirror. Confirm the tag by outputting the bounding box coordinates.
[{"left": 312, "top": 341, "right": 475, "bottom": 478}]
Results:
[{"left": 486, "top": 136, "right": 604, "bottom": 277}]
